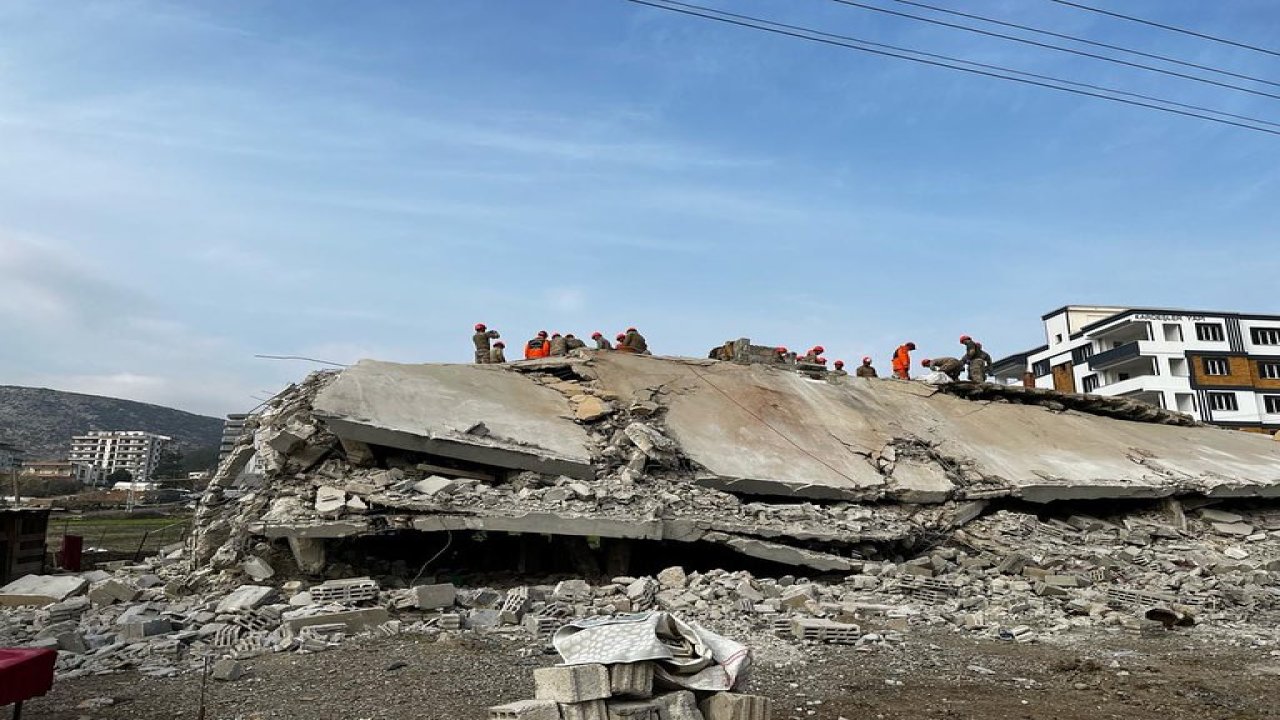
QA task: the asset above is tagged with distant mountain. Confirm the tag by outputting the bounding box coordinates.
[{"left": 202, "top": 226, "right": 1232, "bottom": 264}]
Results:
[{"left": 0, "top": 385, "right": 224, "bottom": 461}]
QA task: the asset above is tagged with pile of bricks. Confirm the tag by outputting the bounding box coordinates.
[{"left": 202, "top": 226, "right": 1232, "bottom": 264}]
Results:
[{"left": 489, "top": 662, "right": 771, "bottom": 720}]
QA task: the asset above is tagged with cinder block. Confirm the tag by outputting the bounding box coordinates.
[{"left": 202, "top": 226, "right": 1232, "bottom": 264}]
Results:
[
  {"left": 699, "top": 693, "right": 771, "bottom": 720},
  {"left": 559, "top": 700, "right": 608, "bottom": 720},
  {"left": 535, "top": 664, "right": 611, "bottom": 703},
  {"left": 608, "top": 662, "right": 654, "bottom": 698},
  {"left": 607, "top": 700, "right": 658, "bottom": 719},
  {"left": 309, "top": 577, "right": 379, "bottom": 603},
  {"left": 651, "top": 691, "right": 703, "bottom": 720},
  {"left": 488, "top": 699, "right": 562, "bottom": 720},
  {"left": 119, "top": 619, "right": 173, "bottom": 640},
  {"left": 413, "top": 583, "right": 457, "bottom": 610}
]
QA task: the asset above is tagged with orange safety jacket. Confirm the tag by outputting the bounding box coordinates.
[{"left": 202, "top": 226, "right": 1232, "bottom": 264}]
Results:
[
  {"left": 892, "top": 345, "right": 912, "bottom": 374},
  {"left": 524, "top": 338, "right": 551, "bottom": 359}
]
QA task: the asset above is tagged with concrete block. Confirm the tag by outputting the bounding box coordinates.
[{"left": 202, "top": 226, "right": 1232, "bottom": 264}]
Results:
[
  {"left": 310, "top": 577, "right": 379, "bottom": 603},
  {"left": 0, "top": 574, "right": 88, "bottom": 606},
  {"left": 1200, "top": 509, "right": 1244, "bottom": 523},
  {"left": 55, "top": 632, "right": 88, "bottom": 654},
  {"left": 315, "top": 486, "right": 346, "bottom": 517},
  {"left": 414, "top": 475, "right": 458, "bottom": 497},
  {"left": 699, "top": 693, "right": 771, "bottom": 720},
  {"left": 607, "top": 700, "right": 659, "bottom": 720},
  {"left": 559, "top": 700, "right": 608, "bottom": 720},
  {"left": 534, "top": 664, "right": 611, "bottom": 703},
  {"left": 609, "top": 662, "right": 654, "bottom": 698},
  {"left": 217, "top": 585, "right": 276, "bottom": 613},
  {"left": 282, "top": 607, "right": 389, "bottom": 634},
  {"left": 120, "top": 619, "right": 173, "bottom": 640},
  {"left": 412, "top": 583, "right": 457, "bottom": 610},
  {"left": 651, "top": 691, "right": 703, "bottom": 720},
  {"left": 488, "top": 700, "right": 562, "bottom": 720},
  {"left": 1213, "top": 522, "right": 1254, "bottom": 537},
  {"left": 211, "top": 658, "right": 244, "bottom": 682},
  {"left": 242, "top": 557, "right": 275, "bottom": 581}
]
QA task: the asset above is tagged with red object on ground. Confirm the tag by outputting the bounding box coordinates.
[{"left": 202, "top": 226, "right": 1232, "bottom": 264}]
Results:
[
  {"left": 0, "top": 647, "right": 56, "bottom": 707},
  {"left": 59, "top": 535, "right": 84, "bottom": 572}
]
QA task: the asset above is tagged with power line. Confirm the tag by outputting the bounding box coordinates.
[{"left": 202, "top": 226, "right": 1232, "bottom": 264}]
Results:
[
  {"left": 1050, "top": 0, "right": 1280, "bottom": 59},
  {"left": 890, "top": 0, "right": 1280, "bottom": 89},
  {"left": 824, "top": 0, "right": 1280, "bottom": 102},
  {"left": 627, "top": 0, "right": 1280, "bottom": 137},
  {"left": 253, "top": 354, "right": 349, "bottom": 367}
]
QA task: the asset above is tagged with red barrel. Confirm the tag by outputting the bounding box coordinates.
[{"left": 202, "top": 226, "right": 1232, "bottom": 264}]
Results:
[{"left": 60, "top": 534, "right": 84, "bottom": 571}]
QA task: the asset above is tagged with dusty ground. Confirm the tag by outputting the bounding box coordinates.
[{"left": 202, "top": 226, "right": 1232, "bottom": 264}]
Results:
[{"left": 18, "top": 627, "right": 1279, "bottom": 720}]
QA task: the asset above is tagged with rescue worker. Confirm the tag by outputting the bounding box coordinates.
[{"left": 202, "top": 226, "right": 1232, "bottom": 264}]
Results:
[
  {"left": 490, "top": 341, "right": 507, "bottom": 364},
  {"left": 565, "top": 334, "right": 586, "bottom": 352},
  {"left": 831, "top": 360, "right": 848, "bottom": 377},
  {"left": 615, "top": 333, "right": 637, "bottom": 353},
  {"left": 892, "top": 342, "right": 916, "bottom": 379},
  {"left": 549, "top": 332, "right": 568, "bottom": 357},
  {"left": 591, "top": 332, "right": 612, "bottom": 350},
  {"left": 623, "top": 327, "right": 649, "bottom": 354},
  {"left": 856, "top": 356, "right": 878, "bottom": 378},
  {"left": 968, "top": 341, "right": 992, "bottom": 383},
  {"left": 472, "top": 323, "right": 500, "bottom": 364},
  {"left": 922, "top": 357, "right": 965, "bottom": 381},
  {"left": 775, "top": 346, "right": 791, "bottom": 364},
  {"left": 800, "top": 345, "right": 825, "bottom": 363},
  {"left": 524, "top": 330, "right": 551, "bottom": 359}
]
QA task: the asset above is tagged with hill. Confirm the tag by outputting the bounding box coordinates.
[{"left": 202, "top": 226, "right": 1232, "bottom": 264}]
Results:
[{"left": 0, "top": 385, "right": 224, "bottom": 461}]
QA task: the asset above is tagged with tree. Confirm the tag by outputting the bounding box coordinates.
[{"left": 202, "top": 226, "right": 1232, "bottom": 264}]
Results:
[
  {"left": 152, "top": 446, "right": 183, "bottom": 479},
  {"left": 105, "top": 469, "right": 133, "bottom": 485}
]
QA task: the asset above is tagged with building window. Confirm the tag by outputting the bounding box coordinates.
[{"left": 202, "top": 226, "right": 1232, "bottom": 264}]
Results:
[
  {"left": 1054, "top": 334, "right": 1063, "bottom": 344},
  {"left": 1196, "top": 323, "right": 1225, "bottom": 342},
  {"left": 1260, "top": 362, "right": 1280, "bottom": 380},
  {"left": 1032, "top": 360, "right": 1051, "bottom": 377},
  {"left": 1208, "top": 392, "right": 1239, "bottom": 411},
  {"left": 1203, "top": 357, "right": 1230, "bottom": 376},
  {"left": 1082, "top": 374, "right": 1100, "bottom": 393},
  {"left": 1265, "top": 395, "right": 1280, "bottom": 414},
  {"left": 1253, "top": 327, "right": 1280, "bottom": 346},
  {"left": 1071, "top": 345, "right": 1094, "bottom": 364}
]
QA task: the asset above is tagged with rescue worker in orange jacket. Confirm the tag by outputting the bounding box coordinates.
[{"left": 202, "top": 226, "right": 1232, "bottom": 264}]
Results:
[
  {"left": 524, "top": 331, "right": 551, "bottom": 359},
  {"left": 490, "top": 341, "right": 507, "bottom": 364},
  {"left": 856, "top": 356, "right": 878, "bottom": 378},
  {"left": 549, "top": 332, "right": 568, "bottom": 356},
  {"left": 472, "top": 323, "right": 500, "bottom": 364},
  {"left": 922, "top": 357, "right": 965, "bottom": 381},
  {"left": 892, "top": 342, "right": 916, "bottom": 379},
  {"left": 592, "top": 332, "right": 612, "bottom": 350}
]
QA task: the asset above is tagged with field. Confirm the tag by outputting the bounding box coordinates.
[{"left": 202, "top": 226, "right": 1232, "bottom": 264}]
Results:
[{"left": 45, "top": 510, "right": 191, "bottom": 560}]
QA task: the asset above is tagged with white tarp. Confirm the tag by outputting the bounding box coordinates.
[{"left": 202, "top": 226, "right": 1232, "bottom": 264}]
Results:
[{"left": 551, "top": 611, "right": 751, "bottom": 692}]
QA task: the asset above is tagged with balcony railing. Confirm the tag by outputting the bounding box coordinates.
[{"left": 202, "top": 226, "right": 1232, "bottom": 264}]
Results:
[{"left": 1088, "top": 342, "right": 1142, "bottom": 371}]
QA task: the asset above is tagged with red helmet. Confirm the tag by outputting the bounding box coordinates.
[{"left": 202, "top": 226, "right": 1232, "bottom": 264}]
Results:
[
  {"left": 861, "top": 356, "right": 872, "bottom": 364},
  {"left": 537, "top": 330, "right": 548, "bottom": 338},
  {"left": 475, "top": 323, "right": 486, "bottom": 331},
  {"left": 817, "top": 357, "right": 827, "bottom": 364},
  {"left": 591, "top": 331, "right": 602, "bottom": 338},
  {"left": 960, "top": 335, "right": 971, "bottom": 343},
  {"left": 813, "top": 345, "right": 825, "bottom": 354},
  {"left": 627, "top": 327, "right": 637, "bottom": 332},
  {"left": 776, "top": 346, "right": 788, "bottom": 353},
  {"left": 552, "top": 332, "right": 562, "bottom": 337},
  {"left": 921, "top": 359, "right": 932, "bottom": 367},
  {"left": 834, "top": 360, "right": 844, "bottom": 368},
  {"left": 616, "top": 333, "right": 626, "bottom": 341}
]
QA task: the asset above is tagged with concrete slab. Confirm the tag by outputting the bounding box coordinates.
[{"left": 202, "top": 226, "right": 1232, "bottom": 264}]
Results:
[
  {"left": 0, "top": 574, "right": 88, "bottom": 606},
  {"left": 313, "top": 360, "right": 594, "bottom": 478}
]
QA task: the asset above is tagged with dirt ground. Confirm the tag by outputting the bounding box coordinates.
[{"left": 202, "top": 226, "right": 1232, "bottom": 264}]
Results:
[{"left": 17, "top": 627, "right": 1279, "bottom": 720}]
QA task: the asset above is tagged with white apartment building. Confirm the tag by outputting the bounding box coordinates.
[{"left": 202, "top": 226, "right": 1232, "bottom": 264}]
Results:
[
  {"left": 993, "top": 305, "right": 1280, "bottom": 433},
  {"left": 68, "top": 431, "right": 172, "bottom": 481}
]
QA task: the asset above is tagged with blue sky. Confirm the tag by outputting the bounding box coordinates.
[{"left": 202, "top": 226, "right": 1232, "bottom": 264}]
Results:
[{"left": 2, "top": 0, "right": 1278, "bottom": 417}]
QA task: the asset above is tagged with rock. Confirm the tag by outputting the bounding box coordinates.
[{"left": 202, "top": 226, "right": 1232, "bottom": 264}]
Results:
[
  {"left": 242, "top": 557, "right": 275, "bottom": 581},
  {"left": 657, "top": 567, "right": 687, "bottom": 589},
  {"left": 1200, "top": 509, "right": 1244, "bottom": 523},
  {"left": 572, "top": 395, "right": 614, "bottom": 422},
  {"left": 1213, "top": 522, "right": 1255, "bottom": 537},
  {"left": 87, "top": 579, "right": 140, "bottom": 606},
  {"left": 315, "top": 486, "right": 346, "bottom": 517},
  {"left": 216, "top": 585, "right": 276, "bottom": 613},
  {"left": 211, "top": 659, "right": 244, "bottom": 682},
  {"left": 413, "top": 476, "right": 457, "bottom": 497}
]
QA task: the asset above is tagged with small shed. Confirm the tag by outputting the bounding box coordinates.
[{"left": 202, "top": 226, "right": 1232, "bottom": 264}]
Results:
[{"left": 0, "top": 508, "right": 50, "bottom": 585}]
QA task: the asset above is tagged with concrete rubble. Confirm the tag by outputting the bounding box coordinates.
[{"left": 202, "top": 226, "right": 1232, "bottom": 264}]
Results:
[{"left": 5, "top": 352, "right": 1280, "bottom": 684}]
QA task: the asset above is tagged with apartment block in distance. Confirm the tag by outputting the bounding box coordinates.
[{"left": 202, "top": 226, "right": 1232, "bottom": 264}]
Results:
[
  {"left": 993, "top": 305, "right": 1280, "bottom": 432},
  {"left": 68, "top": 431, "right": 172, "bottom": 481}
]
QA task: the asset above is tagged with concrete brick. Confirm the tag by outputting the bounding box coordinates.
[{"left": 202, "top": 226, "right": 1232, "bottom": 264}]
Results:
[
  {"left": 211, "top": 659, "right": 244, "bottom": 682},
  {"left": 412, "top": 583, "right": 457, "bottom": 610},
  {"left": 699, "top": 693, "right": 771, "bottom": 720},
  {"left": 309, "top": 577, "right": 379, "bottom": 603},
  {"left": 534, "top": 664, "right": 611, "bottom": 703},
  {"left": 607, "top": 700, "right": 659, "bottom": 720},
  {"left": 281, "top": 607, "right": 389, "bottom": 634},
  {"left": 488, "top": 700, "right": 561, "bottom": 720},
  {"left": 650, "top": 691, "right": 703, "bottom": 720},
  {"left": 119, "top": 619, "right": 173, "bottom": 640},
  {"left": 216, "top": 585, "right": 276, "bottom": 613},
  {"left": 559, "top": 700, "right": 608, "bottom": 720},
  {"left": 88, "top": 579, "right": 140, "bottom": 606},
  {"left": 608, "top": 662, "right": 654, "bottom": 698}
]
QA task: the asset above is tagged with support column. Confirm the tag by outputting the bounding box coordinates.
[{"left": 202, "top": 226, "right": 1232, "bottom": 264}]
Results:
[{"left": 287, "top": 536, "right": 327, "bottom": 575}]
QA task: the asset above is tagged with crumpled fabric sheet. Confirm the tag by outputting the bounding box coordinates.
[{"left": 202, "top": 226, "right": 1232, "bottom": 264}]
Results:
[{"left": 551, "top": 611, "right": 751, "bottom": 691}]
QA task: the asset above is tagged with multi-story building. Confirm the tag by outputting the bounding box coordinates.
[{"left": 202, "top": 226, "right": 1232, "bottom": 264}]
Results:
[
  {"left": 993, "top": 305, "right": 1280, "bottom": 433},
  {"left": 20, "top": 460, "right": 101, "bottom": 487},
  {"left": 219, "top": 413, "right": 250, "bottom": 465},
  {"left": 68, "top": 431, "right": 171, "bottom": 481},
  {"left": 0, "top": 442, "right": 23, "bottom": 473}
]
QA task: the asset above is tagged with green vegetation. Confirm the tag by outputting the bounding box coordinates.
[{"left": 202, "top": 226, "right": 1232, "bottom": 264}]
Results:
[{"left": 47, "top": 512, "right": 192, "bottom": 556}]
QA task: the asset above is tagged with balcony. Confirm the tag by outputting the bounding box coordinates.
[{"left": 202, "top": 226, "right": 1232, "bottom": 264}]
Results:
[{"left": 1088, "top": 342, "right": 1141, "bottom": 371}]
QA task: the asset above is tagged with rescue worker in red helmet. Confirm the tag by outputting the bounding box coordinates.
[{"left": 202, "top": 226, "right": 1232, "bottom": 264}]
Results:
[
  {"left": 622, "top": 327, "right": 649, "bottom": 354},
  {"left": 472, "top": 323, "right": 500, "bottom": 364},
  {"left": 564, "top": 333, "right": 586, "bottom": 352},
  {"left": 549, "top": 332, "right": 568, "bottom": 357},
  {"left": 831, "top": 359, "right": 848, "bottom": 377},
  {"left": 524, "top": 330, "right": 551, "bottom": 359},
  {"left": 615, "top": 333, "right": 638, "bottom": 353},
  {"left": 922, "top": 356, "right": 964, "bottom": 381},
  {"left": 801, "top": 345, "right": 825, "bottom": 363},
  {"left": 592, "top": 332, "right": 612, "bottom": 350},
  {"left": 856, "top": 356, "right": 878, "bottom": 378},
  {"left": 489, "top": 341, "right": 507, "bottom": 364},
  {"left": 892, "top": 342, "right": 916, "bottom": 379}
]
